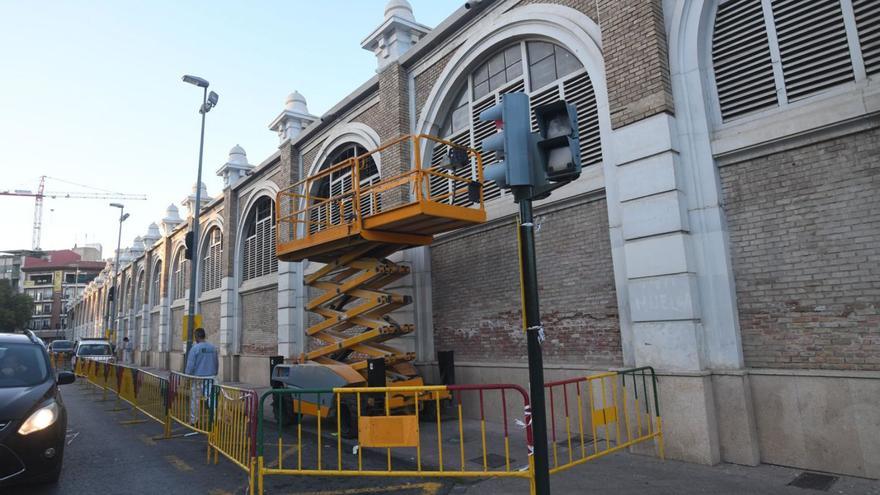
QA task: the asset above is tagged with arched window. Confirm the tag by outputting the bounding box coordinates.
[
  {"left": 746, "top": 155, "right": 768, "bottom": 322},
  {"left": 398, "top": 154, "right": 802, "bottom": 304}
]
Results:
[
  {"left": 711, "top": 0, "right": 877, "bottom": 123},
  {"left": 171, "top": 248, "right": 187, "bottom": 300},
  {"left": 124, "top": 276, "right": 132, "bottom": 312},
  {"left": 150, "top": 261, "right": 162, "bottom": 307},
  {"left": 135, "top": 269, "right": 145, "bottom": 310},
  {"left": 201, "top": 227, "right": 222, "bottom": 293},
  {"left": 242, "top": 196, "right": 278, "bottom": 281},
  {"left": 430, "top": 40, "right": 600, "bottom": 204},
  {"left": 309, "top": 143, "right": 380, "bottom": 231}
]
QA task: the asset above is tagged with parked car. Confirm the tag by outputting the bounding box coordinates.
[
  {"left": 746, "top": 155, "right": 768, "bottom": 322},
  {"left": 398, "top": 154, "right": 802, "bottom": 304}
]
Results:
[
  {"left": 0, "top": 331, "right": 75, "bottom": 486},
  {"left": 71, "top": 339, "right": 114, "bottom": 369},
  {"left": 47, "top": 340, "right": 75, "bottom": 358}
]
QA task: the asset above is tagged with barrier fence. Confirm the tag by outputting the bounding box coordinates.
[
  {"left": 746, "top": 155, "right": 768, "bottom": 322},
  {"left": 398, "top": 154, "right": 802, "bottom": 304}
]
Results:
[
  {"left": 255, "top": 383, "right": 535, "bottom": 495},
  {"left": 71, "top": 358, "right": 662, "bottom": 495},
  {"left": 544, "top": 367, "right": 664, "bottom": 475}
]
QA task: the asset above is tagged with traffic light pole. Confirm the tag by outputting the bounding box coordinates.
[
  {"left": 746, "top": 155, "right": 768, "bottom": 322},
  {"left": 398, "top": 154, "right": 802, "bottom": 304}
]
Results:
[{"left": 517, "top": 190, "right": 551, "bottom": 495}]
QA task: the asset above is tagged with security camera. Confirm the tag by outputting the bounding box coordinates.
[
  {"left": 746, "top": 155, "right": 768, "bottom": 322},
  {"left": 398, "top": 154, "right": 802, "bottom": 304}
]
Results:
[
  {"left": 208, "top": 91, "right": 219, "bottom": 106},
  {"left": 464, "top": 0, "right": 483, "bottom": 9}
]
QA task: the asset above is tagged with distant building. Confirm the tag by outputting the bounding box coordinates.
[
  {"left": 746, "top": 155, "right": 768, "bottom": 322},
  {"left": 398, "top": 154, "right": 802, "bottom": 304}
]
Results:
[
  {"left": 20, "top": 249, "right": 105, "bottom": 339},
  {"left": 0, "top": 249, "right": 41, "bottom": 292}
]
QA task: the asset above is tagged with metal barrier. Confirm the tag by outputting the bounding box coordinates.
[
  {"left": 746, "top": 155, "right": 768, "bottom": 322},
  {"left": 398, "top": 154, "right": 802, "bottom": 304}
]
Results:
[
  {"left": 255, "top": 383, "right": 534, "bottom": 495},
  {"left": 134, "top": 368, "right": 170, "bottom": 425},
  {"left": 543, "top": 367, "right": 664, "bottom": 475},
  {"left": 210, "top": 384, "right": 258, "bottom": 493},
  {"left": 168, "top": 371, "right": 217, "bottom": 435},
  {"left": 50, "top": 352, "right": 72, "bottom": 371}
]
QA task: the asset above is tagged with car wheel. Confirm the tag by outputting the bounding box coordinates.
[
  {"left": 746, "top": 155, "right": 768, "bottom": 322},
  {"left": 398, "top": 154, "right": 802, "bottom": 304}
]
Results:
[{"left": 336, "top": 398, "right": 359, "bottom": 439}]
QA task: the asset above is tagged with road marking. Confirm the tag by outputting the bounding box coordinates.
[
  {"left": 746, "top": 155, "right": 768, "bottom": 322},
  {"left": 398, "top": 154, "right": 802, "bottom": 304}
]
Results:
[
  {"left": 65, "top": 431, "right": 80, "bottom": 446},
  {"left": 138, "top": 434, "right": 156, "bottom": 447},
  {"left": 267, "top": 445, "right": 299, "bottom": 468},
  {"left": 293, "top": 482, "right": 442, "bottom": 495},
  {"left": 208, "top": 490, "right": 233, "bottom": 495},
  {"left": 165, "top": 455, "right": 194, "bottom": 472}
]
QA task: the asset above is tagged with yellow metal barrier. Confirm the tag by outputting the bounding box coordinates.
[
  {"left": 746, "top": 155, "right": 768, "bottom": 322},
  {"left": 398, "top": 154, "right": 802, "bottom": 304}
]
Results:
[
  {"left": 543, "top": 367, "right": 664, "bottom": 475},
  {"left": 210, "top": 384, "right": 258, "bottom": 493},
  {"left": 167, "top": 371, "right": 216, "bottom": 436},
  {"left": 256, "top": 383, "right": 535, "bottom": 495}
]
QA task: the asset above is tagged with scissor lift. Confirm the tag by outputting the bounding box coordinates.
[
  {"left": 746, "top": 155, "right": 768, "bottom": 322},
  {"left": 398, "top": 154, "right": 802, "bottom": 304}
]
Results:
[{"left": 272, "top": 134, "right": 486, "bottom": 425}]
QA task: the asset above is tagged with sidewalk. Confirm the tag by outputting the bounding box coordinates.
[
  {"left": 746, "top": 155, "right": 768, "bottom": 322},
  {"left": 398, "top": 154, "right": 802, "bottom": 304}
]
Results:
[{"left": 460, "top": 453, "right": 880, "bottom": 495}]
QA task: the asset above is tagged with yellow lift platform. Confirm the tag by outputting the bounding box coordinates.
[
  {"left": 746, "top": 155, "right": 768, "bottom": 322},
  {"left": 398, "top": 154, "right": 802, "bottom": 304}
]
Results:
[{"left": 273, "top": 134, "right": 487, "bottom": 415}]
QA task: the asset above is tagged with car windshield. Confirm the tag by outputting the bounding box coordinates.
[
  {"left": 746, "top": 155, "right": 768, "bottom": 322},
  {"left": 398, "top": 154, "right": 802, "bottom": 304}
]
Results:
[
  {"left": 0, "top": 343, "right": 49, "bottom": 388},
  {"left": 52, "top": 341, "right": 74, "bottom": 350},
  {"left": 78, "top": 343, "right": 112, "bottom": 356}
]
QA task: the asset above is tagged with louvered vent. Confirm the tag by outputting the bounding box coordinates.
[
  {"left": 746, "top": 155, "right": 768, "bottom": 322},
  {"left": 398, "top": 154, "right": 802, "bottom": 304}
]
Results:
[
  {"left": 530, "top": 85, "right": 560, "bottom": 132},
  {"left": 562, "top": 72, "right": 603, "bottom": 166},
  {"left": 429, "top": 131, "right": 471, "bottom": 205},
  {"left": 772, "top": 0, "right": 854, "bottom": 101},
  {"left": 853, "top": 0, "right": 880, "bottom": 76},
  {"left": 713, "top": 0, "right": 777, "bottom": 121},
  {"left": 472, "top": 94, "right": 502, "bottom": 202}
]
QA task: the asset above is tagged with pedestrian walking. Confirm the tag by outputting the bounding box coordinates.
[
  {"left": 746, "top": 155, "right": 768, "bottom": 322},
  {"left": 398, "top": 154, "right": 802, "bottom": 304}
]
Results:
[
  {"left": 184, "top": 327, "right": 219, "bottom": 425},
  {"left": 121, "top": 337, "right": 134, "bottom": 364}
]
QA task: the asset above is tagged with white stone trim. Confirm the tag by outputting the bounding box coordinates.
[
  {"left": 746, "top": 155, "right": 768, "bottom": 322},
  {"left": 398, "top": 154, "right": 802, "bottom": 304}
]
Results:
[{"left": 306, "top": 122, "right": 383, "bottom": 178}]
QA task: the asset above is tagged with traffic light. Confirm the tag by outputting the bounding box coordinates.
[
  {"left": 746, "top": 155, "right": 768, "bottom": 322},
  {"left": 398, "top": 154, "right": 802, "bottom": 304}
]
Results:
[
  {"left": 534, "top": 100, "right": 581, "bottom": 182},
  {"left": 478, "top": 92, "right": 581, "bottom": 201},
  {"left": 479, "top": 92, "right": 532, "bottom": 190},
  {"left": 184, "top": 231, "right": 194, "bottom": 260}
]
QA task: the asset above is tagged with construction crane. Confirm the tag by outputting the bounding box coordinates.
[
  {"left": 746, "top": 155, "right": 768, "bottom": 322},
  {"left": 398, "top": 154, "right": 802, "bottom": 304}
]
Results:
[
  {"left": 270, "top": 134, "right": 487, "bottom": 436},
  {"left": 0, "top": 175, "right": 148, "bottom": 250}
]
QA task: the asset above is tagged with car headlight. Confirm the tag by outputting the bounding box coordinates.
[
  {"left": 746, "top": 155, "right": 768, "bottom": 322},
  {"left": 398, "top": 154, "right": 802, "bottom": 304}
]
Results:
[{"left": 18, "top": 402, "right": 60, "bottom": 435}]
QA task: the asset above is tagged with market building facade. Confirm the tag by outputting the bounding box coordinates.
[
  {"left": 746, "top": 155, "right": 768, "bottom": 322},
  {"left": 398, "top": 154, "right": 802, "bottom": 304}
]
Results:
[{"left": 69, "top": 0, "right": 879, "bottom": 478}]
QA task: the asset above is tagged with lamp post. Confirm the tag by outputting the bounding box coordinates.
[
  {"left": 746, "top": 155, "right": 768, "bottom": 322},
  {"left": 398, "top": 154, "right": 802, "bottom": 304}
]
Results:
[
  {"left": 181, "top": 74, "right": 218, "bottom": 364},
  {"left": 108, "top": 203, "right": 129, "bottom": 345}
]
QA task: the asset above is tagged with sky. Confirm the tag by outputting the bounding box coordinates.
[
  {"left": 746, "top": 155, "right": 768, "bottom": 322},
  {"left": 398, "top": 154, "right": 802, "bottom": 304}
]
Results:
[{"left": 0, "top": 0, "right": 460, "bottom": 257}]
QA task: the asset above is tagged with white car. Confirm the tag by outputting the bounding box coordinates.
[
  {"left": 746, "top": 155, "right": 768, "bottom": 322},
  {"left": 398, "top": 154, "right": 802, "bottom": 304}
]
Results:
[{"left": 71, "top": 339, "right": 114, "bottom": 368}]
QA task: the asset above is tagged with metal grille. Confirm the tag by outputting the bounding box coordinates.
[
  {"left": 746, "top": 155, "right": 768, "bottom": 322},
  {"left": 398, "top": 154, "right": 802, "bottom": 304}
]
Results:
[
  {"left": 853, "top": 0, "right": 880, "bottom": 75},
  {"left": 772, "top": 0, "right": 854, "bottom": 101},
  {"left": 243, "top": 198, "right": 277, "bottom": 281},
  {"left": 561, "top": 71, "right": 602, "bottom": 166},
  {"left": 150, "top": 262, "right": 161, "bottom": 307},
  {"left": 713, "top": 0, "right": 777, "bottom": 120},
  {"left": 201, "top": 227, "right": 222, "bottom": 292},
  {"left": 429, "top": 131, "right": 472, "bottom": 205},
  {"left": 172, "top": 250, "right": 186, "bottom": 300},
  {"left": 471, "top": 94, "right": 502, "bottom": 202}
]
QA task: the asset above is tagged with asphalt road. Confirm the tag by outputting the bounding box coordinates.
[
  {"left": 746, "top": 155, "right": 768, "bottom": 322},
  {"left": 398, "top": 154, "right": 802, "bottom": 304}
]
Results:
[{"left": 6, "top": 380, "right": 459, "bottom": 495}]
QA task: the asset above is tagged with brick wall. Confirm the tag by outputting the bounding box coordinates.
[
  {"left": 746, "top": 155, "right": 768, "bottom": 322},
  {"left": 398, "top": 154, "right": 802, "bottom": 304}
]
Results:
[
  {"left": 414, "top": 50, "right": 456, "bottom": 115},
  {"left": 516, "top": 0, "right": 598, "bottom": 21},
  {"left": 200, "top": 298, "right": 220, "bottom": 346},
  {"left": 598, "top": 0, "right": 674, "bottom": 129},
  {"left": 150, "top": 311, "right": 159, "bottom": 349},
  {"left": 170, "top": 306, "right": 183, "bottom": 352},
  {"left": 721, "top": 128, "right": 880, "bottom": 371},
  {"left": 352, "top": 101, "right": 383, "bottom": 137},
  {"left": 240, "top": 287, "right": 278, "bottom": 356},
  {"left": 377, "top": 63, "right": 411, "bottom": 207},
  {"left": 431, "top": 195, "right": 621, "bottom": 365}
]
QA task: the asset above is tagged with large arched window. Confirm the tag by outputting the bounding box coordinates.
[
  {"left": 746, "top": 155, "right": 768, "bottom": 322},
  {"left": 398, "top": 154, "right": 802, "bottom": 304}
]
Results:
[
  {"left": 711, "top": 0, "right": 878, "bottom": 123},
  {"left": 429, "top": 39, "right": 601, "bottom": 204},
  {"left": 171, "top": 248, "right": 187, "bottom": 300},
  {"left": 309, "top": 143, "right": 380, "bottom": 230},
  {"left": 150, "top": 261, "right": 162, "bottom": 307},
  {"left": 242, "top": 196, "right": 278, "bottom": 281},
  {"left": 135, "top": 269, "right": 145, "bottom": 310},
  {"left": 201, "top": 227, "right": 222, "bottom": 293},
  {"left": 124, "top": 275, "right": 133, "bottom": 313}
]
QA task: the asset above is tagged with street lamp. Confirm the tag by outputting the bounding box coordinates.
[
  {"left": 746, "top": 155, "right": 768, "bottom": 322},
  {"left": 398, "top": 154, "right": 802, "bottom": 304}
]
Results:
[
  {"left": 181, "top": 74, "right": 218, "bottom": 364},
  {"left": 108, "top": 203, "right": 129, "bottom": 345}
]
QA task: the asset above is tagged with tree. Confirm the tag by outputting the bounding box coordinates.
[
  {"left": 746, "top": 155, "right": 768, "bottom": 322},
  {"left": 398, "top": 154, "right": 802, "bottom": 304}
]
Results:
[{"left": 0, "top": 280, "right": 33, "bottom": 331}]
